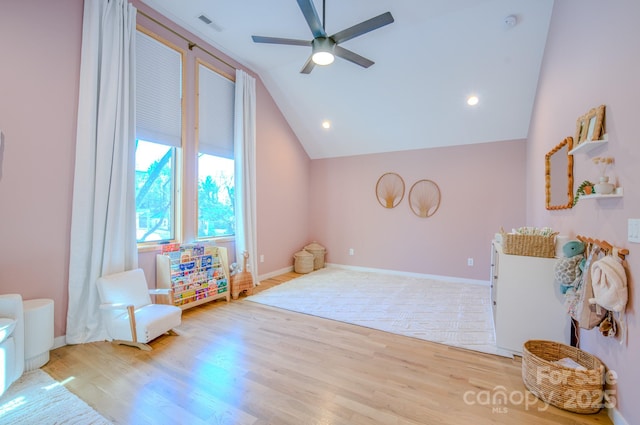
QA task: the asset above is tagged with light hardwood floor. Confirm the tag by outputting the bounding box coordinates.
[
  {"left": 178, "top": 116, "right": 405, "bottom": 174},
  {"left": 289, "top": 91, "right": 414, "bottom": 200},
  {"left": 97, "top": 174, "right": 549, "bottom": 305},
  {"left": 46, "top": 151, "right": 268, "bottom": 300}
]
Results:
[{"left": 44, "top": 272, "right": 612, "bottom": 425}]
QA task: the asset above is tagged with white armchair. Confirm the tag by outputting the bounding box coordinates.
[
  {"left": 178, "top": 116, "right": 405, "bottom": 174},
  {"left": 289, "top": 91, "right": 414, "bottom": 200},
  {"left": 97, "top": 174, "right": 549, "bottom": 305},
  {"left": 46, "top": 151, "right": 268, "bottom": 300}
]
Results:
[
  {"left": 97, "top": 269, "right": 181, "bottom": 351},
  {"left": 0, "top": 294, "right": 24, "bottom": 397}
]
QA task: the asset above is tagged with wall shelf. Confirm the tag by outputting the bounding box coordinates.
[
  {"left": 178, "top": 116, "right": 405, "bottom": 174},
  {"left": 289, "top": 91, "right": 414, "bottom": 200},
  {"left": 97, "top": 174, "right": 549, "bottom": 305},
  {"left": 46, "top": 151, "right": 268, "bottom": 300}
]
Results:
[
  {"left": 569, "top": 134, "right": 608, "bottom": 155},
  {"left": 580, "top": 187, "right": 623, "bottom": 200}
]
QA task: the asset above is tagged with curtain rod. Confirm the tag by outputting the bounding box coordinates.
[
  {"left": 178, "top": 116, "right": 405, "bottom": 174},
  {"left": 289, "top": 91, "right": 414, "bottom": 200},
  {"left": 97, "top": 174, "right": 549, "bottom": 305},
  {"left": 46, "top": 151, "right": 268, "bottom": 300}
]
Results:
[{"left": 137, "top": 9, "right": 237, "bottom": 71}]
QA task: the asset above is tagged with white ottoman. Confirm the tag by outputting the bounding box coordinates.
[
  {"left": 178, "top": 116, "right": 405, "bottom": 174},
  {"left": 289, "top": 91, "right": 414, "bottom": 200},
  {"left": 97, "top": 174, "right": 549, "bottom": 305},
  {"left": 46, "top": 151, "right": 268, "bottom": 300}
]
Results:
[{"left": 23, "top": 298, "right": 54, "bottom": 371}]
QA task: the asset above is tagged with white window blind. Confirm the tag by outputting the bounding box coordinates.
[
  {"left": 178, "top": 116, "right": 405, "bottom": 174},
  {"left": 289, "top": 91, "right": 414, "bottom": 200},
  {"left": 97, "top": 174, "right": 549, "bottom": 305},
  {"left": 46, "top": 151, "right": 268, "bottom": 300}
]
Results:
[
  {"left": 136, "top": 31, "right": 182, "bottom": 147},
  {"left": 198, "top": 64, "right": 234, "bottom": 158}
]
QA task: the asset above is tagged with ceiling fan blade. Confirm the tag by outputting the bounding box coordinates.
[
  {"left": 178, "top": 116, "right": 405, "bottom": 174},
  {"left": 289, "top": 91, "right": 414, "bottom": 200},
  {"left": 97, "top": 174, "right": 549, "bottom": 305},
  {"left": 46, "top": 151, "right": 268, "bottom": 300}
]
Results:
[
  {"left": 251, "top": 35, "right": 311, "bottom": 46},
  {"left": 297, "top": 0, "right": 326, "bottom": 38},
  {"left": 331, "top": 12, "right": 394, "bottom": 44},
  {"left": 300, "top": 56, "right": 316, "bottom": 74},
  {"left": 334, "top": 46, "right": 374, "bottom": 68}
]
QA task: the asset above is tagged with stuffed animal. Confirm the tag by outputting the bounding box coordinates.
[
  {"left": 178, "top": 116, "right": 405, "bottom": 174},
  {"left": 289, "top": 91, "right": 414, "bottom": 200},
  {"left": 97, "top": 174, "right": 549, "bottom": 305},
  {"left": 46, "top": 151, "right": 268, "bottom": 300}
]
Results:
[
  {"left": 555, "top": 240, "right": 586, "bottom": 293},
  {"left": 562, "top": 240, "right": 585, "bottom": 257}
]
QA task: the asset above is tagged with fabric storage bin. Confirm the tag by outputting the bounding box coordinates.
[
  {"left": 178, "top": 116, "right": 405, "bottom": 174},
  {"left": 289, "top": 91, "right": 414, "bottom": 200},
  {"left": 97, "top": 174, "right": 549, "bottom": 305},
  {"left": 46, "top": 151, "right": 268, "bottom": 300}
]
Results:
[
  {"left": 522, "top": 340, "right": 605, "bottom": 414},
  {"left": 304, "top": 242, "right": 326, "bottom": 270},
  {"left": 293, "top": 250, "right": 314, "bottom": 274}
]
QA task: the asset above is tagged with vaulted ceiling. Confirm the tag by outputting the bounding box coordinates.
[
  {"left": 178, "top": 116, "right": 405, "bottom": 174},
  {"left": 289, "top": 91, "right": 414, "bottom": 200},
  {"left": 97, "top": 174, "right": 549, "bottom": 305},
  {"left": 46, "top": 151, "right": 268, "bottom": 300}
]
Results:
[{"left": 140, "top": 0, "right": 555, "bottom": 159}]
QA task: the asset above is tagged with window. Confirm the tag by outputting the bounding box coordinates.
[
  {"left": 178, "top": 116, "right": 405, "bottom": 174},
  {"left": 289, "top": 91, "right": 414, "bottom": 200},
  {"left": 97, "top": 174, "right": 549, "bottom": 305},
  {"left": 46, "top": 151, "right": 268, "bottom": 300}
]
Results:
[
  {"left": 135, "top": 29, "right": 183, "bottom": 244},
  {"left": 134, "top": 27, "right": 236, "bottom": 245},
  {"left": 196, "top": 62, "right": 235, "bottom": 239},
  {"left": 197, "top": 154, "right": 234, "bottom": 237},
  {"left": 135, "top": 140, "right": 176, "bottom": 242}
]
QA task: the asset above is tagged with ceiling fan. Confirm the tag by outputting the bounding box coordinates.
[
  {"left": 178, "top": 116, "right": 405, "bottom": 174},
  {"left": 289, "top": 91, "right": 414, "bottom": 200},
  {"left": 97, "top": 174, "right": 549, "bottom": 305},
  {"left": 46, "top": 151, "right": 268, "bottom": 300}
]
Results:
[{"left": 251, "top": 0, "right": 394, "bottom": 74}]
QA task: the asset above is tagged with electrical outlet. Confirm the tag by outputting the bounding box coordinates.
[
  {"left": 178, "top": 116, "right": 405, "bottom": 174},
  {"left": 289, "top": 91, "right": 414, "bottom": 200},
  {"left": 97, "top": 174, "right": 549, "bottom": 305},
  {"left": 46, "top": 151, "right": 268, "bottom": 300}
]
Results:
[
  {"left": 349, "top": 248, "right": 354, "bottom": 256},
  {"left": 259, "top": 254, "right": 264, "bottom": 263},
  {"left": 467, "top": 258, "right": 474, "bottom": 266}
]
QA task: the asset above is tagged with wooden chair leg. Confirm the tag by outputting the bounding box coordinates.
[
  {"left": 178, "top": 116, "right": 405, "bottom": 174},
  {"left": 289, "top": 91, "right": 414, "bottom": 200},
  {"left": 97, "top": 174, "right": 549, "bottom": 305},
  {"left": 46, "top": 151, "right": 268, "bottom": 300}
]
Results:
[
  {"left": 113, "top": 340, "right": 152, "bottom": 351},
  {"left": 126, "top": 305, "right": 138, "bottom": 343},
  {"left": 113, "top": 304, "right": 151, "bottom": 350}
]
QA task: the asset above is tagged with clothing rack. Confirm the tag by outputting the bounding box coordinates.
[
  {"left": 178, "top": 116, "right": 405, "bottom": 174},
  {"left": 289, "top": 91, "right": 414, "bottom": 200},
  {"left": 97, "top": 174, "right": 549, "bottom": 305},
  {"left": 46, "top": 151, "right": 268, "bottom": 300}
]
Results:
[
  {"left": 576, "top": 235, "right": 629, "bottom": 260},
  {"left": 571, "top": 235, "right": 629, "bottom": 347}
]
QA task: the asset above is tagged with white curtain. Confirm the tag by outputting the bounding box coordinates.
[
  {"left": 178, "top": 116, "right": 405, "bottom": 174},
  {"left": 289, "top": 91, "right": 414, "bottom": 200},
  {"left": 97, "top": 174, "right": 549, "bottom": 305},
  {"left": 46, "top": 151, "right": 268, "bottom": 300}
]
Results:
[
  {"left": 233, "top": 70, "right": 258, "bottom": 284},
  {"left": 66, "top": 0, "right": 138, "bottom": 344}
]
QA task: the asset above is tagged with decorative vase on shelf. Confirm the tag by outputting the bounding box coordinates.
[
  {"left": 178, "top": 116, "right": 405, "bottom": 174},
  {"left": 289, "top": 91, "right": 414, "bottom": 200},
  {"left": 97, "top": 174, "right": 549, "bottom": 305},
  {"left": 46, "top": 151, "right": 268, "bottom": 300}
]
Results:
[{"left": 594, "top": 176, "right": 614, "bottom": 194}]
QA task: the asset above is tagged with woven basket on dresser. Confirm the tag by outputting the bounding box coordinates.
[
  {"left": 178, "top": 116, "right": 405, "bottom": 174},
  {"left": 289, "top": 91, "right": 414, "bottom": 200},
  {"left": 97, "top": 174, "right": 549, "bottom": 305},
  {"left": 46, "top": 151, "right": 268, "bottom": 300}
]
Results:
[
  {"left": 522, "top": 340, "right": 605, "bottom": 414},
  {"left": 501, "top": 232, "right": 557, "bottom": 258}
]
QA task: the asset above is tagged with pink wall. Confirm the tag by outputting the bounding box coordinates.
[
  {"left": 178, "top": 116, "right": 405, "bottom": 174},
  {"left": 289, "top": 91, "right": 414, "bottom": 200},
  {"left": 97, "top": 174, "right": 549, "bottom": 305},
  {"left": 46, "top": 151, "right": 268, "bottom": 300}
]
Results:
[
  {"left": 309, "top": 140, "right": 526, "bottom": 280},
  {"left": 527, "top": 1, "right": 640, "bottom": 422},
  {"left": 255, "top": 84, "right": 312, "bottom": 275},
  {"left": 0, "top": 0, "right": 83, "bottom": 339}
]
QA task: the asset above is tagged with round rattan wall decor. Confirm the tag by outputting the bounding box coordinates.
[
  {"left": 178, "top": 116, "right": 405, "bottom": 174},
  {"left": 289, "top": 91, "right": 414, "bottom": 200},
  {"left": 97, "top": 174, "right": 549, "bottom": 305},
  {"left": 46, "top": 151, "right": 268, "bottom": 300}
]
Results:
[
  {"left": 408, "top": 179, "right": 441, "bottom": 218},
  {"left": 376, "top": 172, "right": 405, "bottom": 209}
]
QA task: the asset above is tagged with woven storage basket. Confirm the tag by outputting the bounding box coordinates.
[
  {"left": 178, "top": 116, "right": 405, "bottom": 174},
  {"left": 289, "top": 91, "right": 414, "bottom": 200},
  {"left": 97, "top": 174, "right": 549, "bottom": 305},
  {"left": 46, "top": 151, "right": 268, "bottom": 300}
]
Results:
[
  {"left": 304, "top": 241, "right": 326, "bottom": 270},
  {"left": 293, "top": 250, "right": 314, "bottom": 274},
  {"left": 522, "top": 340, "right": 605, "bottom": 414},
  {"left": 501, "top": 232, "right": 557, "bottom": 258}
]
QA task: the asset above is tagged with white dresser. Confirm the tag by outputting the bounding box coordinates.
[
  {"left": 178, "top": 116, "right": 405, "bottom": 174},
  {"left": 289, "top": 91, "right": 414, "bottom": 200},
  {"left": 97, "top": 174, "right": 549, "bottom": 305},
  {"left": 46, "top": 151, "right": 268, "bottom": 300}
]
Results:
[{"left": 490, "top": 241, "right": 570, "bottom": 355}]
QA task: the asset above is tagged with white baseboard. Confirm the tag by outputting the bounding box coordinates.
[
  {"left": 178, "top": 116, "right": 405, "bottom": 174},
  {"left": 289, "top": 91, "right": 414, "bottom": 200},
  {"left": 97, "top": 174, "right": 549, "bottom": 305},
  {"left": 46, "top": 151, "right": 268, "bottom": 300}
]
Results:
[
  {"left": 324, "top": 263, "right": 490, "bottom": 286},
  {"left": 53, "top": 335, "right": 66, "bottom": 350},
  {"left": 257, "top": 266, "right": 293, "bottom": 283},
  {"left": 609, "top": 407, "right": 629, "bottom": 425},
  {"left": 257, "top": 263, "right": 489, "bottom": 286}
]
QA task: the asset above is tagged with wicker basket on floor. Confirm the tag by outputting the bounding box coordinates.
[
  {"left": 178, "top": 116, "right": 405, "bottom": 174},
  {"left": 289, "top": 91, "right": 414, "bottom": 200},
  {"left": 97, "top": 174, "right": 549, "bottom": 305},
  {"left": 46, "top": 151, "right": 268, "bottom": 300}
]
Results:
[
  {"left": 522, "top": 340, "right": 605, "bottom": 414},
  {"left": 304, "top": 241, "right": 326, "bottom": 270},
  {"left": 293, "top": 250, "right": 314, "bottom": 274}
]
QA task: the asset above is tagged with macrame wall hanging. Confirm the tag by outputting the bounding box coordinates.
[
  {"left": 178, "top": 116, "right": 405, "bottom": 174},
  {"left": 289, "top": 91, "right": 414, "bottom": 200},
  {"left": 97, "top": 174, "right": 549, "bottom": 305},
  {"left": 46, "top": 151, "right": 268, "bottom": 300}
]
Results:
[
  {"left": 375, "top": 173, "right": 441, "bottom": 218},
  {"left": 408, "top": 179, "right": 441, "bottom": 218},
  {"left": 375, "top": 172, "right": 405, "bottom": 209}
]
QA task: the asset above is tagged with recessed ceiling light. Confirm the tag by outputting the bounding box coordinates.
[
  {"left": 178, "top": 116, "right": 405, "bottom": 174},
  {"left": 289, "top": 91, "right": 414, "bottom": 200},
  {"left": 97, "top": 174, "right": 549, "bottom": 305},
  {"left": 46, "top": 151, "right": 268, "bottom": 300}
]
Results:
[
  {"left": 322, "top": 120, "right": 331, "bottom": 129},
  {"left": 467, "top": 95, "right": 479, "bottom": 106}
]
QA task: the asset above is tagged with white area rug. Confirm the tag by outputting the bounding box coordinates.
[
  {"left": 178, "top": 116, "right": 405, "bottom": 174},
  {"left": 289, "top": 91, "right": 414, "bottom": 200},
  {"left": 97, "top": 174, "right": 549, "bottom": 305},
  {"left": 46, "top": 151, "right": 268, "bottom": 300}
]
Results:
[
  {"left": 249, "top": 267, "right": 509, "bottom": 356},
  {"left": 0, "top": 369, "right": 110, "bottom": 425}
]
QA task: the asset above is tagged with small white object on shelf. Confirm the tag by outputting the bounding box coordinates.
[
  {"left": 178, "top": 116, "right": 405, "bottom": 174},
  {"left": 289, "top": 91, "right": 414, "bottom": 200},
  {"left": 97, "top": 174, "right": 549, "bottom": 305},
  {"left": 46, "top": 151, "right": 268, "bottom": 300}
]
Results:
[
  {"left": 580, "top": 186, "right": 623, "bottom": 199},
  {"left": 568, "top": 134, "right": 608, "bottom": 155}
]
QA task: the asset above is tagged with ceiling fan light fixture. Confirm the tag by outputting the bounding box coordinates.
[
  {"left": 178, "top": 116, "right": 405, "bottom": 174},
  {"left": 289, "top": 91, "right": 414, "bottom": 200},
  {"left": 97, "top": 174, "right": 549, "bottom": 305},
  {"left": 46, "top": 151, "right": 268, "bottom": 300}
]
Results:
[
  {"left": 251, "top": 1, "right": 394, "bottom": 73},
  {"left": 311, "top": 37, "right": 335, "bottom": 65}
]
